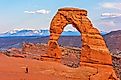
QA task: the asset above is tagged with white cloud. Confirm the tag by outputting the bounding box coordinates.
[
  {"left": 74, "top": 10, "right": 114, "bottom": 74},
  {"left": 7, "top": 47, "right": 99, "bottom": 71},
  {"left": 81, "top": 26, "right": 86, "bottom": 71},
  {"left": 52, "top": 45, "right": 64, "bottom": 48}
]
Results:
[
  {"left": 101, "top": 13, "right": 121, "bottom": 18},
  {"left": 102, "top": 2, "right": 121, "bottom": 10},
  {"left": 24, "top": 9, "right": 50, "bottom": 14},
  {"left": 36, "top": 9, "right": 50, "bottom": 14},
  {"left": 97, "top": 2, "right": 121, "bottom": 32},
  {"left": 24, "top": 11, "right": 35, "bottom": 14},
  {"left": 100, "top": 13, "right": 121, "bottom": 27},
  {"left": 100, "top": 21, "right": 116, "bottom": 27}
]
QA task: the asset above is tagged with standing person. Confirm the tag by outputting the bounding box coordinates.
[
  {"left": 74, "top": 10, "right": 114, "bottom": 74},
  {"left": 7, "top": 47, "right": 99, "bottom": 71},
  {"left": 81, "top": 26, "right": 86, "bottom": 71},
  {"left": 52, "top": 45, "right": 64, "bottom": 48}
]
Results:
[{"left": 25, "top": 65, "right": 29, "bottom": 73}]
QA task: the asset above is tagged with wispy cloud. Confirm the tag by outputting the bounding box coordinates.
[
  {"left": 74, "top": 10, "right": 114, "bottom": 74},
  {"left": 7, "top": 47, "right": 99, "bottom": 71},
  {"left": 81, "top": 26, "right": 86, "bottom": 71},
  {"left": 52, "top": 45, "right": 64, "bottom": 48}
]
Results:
[
  {"left": 24, "top": 11, "right": 35, "bottom": 14},
  {"left": 100, "top": 21, "right": 116, "bottom": 27},
  {"left": 101, "top": 13, "right": 121, "bottom": 18},
  {"left": 98, "top": 2, "right": 121, "bottom": 31},
  {"left": 24, "top": 9, "right": 50, "bottom": 14},
  {"left": 102, "top": 2, "right": 121, "bottom": 10},
  {"left": 100, "top": 12, "right": 121, "bottom": 27}
]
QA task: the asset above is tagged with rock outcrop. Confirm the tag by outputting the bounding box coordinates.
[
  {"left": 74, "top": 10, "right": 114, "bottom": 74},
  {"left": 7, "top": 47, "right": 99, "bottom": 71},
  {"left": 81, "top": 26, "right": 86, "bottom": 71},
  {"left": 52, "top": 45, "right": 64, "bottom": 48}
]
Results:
[
  {"left": 42, "top": 8, "right": 119, "bottom": 80},
  {"left": 47, "top": 7, "right": 112, "bottom": 64}
]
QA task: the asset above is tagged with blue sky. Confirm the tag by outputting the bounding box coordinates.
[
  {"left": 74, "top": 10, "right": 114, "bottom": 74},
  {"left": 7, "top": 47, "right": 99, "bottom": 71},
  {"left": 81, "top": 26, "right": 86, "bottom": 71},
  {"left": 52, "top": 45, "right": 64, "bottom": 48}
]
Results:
[{"left": 0, "top": 0, "right": 121, "bottom": 33}]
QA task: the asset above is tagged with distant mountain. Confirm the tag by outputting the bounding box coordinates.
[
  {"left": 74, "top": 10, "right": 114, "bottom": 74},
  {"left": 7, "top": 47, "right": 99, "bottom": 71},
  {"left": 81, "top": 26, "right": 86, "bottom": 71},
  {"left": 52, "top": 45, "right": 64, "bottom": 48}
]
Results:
[
  {"left": 0, "top": 29, "right": 106, "bottom": 37},
  {"left": 0, "top": 29, "right": 121, "bottom": 54},
  {"left": 104, "top": 30, "right": 121, "bottom": 53},
  {"left": 0, "top": 29, "right": 49, "bottom": 37}
]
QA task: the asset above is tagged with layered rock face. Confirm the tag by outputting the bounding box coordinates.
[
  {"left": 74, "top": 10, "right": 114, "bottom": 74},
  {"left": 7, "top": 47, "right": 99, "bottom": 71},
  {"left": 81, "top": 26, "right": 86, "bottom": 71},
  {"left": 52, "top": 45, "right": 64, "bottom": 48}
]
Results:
[
  {"left": 47, "top": 8, "right": 112, "bottom": 64},
  {"left": 44, "top": 8, "right": 119, "bottom": 80}
]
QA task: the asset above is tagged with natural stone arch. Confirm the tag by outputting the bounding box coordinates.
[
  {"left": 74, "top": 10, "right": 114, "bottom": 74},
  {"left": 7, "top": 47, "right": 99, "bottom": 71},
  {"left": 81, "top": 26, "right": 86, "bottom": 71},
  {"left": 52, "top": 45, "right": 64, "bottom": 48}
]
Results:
[
  {"left": 47, "top": 8, "right": 112, "bottom": 65},
  {"left": 39, "top": 8, "right": 119, "bottom": 80}
]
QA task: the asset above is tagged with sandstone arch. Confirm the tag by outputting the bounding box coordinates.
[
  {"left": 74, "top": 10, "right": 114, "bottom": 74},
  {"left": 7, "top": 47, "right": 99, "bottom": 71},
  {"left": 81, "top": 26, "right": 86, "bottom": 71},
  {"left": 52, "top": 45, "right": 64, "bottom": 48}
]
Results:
[
  {"left": 47, "top": 8, "right": 112, "bottom": 65},
  {"left": 41, "top": 8, "right": 119, "bottom": 80}
]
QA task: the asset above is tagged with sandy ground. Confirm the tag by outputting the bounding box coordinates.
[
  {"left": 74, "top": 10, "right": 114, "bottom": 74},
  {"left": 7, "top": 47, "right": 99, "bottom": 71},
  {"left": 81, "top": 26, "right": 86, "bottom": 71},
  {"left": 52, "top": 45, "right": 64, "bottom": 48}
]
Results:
[
  {"left": 0, "top": 53, "right": 82, "bottom": 80},
  {"left": 0, "top": 53, "right": 120, "bottom": 80}
]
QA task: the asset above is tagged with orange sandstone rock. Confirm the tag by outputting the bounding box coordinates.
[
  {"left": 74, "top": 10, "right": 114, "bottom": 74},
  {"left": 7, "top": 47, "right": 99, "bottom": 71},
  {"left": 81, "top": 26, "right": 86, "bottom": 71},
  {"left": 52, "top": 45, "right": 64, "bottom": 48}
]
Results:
[
  {"left": 47, "top": 7, "right": 112, "bottom": 64},
  {"left": 45, "top": 7, "right": 119, "bottom": 80}
]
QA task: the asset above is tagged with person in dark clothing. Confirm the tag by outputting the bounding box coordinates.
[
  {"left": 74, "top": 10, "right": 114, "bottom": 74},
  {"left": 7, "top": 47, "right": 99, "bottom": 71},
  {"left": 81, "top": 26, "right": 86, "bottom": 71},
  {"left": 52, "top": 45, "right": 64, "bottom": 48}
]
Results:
[{"left": 25, "top": 65, "right": 29, "bottom": 73}]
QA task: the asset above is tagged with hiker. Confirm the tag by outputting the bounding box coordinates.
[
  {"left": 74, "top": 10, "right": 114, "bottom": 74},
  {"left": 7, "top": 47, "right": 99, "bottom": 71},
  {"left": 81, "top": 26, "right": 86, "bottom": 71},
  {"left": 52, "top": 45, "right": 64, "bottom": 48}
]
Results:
[{"left": 25, "top": 66, "right": 29, "bottom": 73}]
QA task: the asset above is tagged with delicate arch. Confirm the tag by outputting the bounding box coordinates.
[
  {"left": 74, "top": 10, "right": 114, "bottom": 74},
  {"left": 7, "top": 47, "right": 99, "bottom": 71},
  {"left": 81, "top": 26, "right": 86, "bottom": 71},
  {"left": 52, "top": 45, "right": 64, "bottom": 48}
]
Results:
[{"left": 47, "top": 8, "right": 112, "bottom": 65}]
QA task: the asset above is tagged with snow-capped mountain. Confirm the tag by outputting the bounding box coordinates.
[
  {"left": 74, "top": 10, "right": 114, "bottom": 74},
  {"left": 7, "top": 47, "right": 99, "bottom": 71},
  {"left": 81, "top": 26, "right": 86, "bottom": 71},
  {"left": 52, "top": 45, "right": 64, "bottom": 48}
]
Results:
[
  {"left": 0, "top": 29, "right": 49, "bottom": 37},
  {"left": 0, "top": 29, "right": 106, "bottom": 37}
]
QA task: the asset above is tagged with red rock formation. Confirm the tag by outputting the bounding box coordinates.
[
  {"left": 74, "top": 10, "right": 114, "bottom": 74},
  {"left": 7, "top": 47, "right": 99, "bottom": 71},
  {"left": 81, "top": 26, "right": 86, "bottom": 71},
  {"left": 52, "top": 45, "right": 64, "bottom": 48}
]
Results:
[
  {"left": 47, "top": 7, "right": 112, "bottom": 64},
  {"left": 5, "top": 48, "right": 24, "bottom": 58},
  {"left": 44, "top": 7, "right": 119, "bottom": 80},
  {"left": 7, "top": 48, "right": 22, "bottom": 54},
  {"left": 22, "top": 43, "right": 48, "bottom": 60}
]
